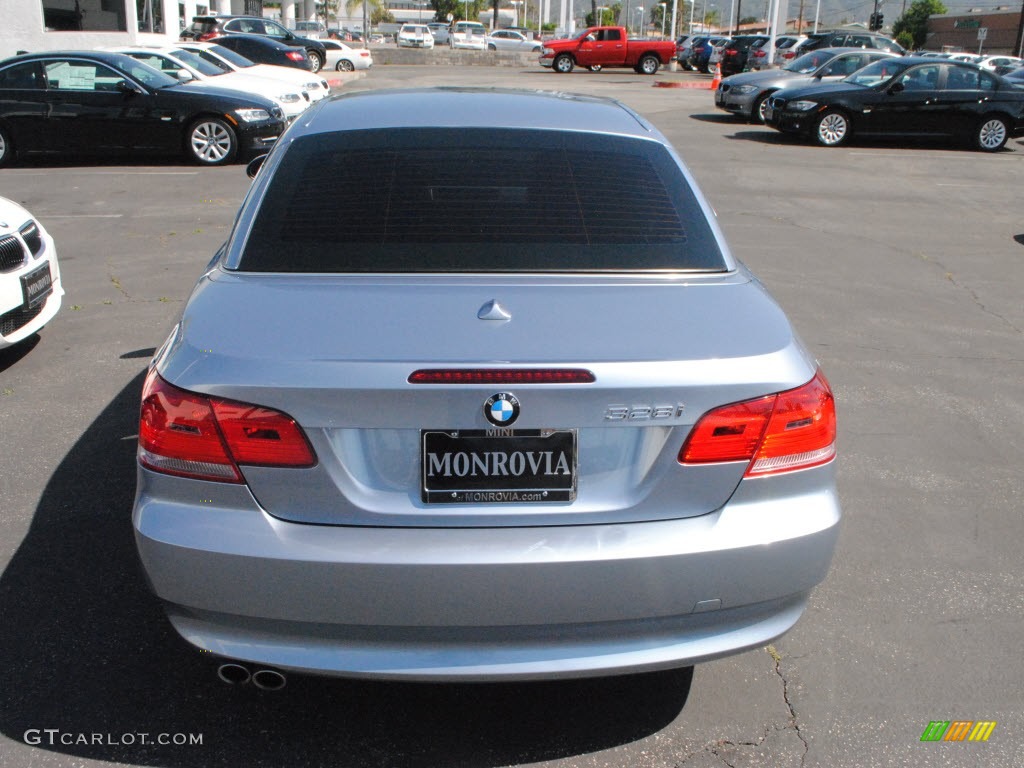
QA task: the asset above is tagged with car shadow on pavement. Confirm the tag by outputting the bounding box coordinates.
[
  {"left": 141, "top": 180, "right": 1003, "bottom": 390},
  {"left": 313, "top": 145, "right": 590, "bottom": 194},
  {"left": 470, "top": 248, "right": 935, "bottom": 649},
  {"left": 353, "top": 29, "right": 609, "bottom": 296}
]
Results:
[
  {"left": 0, "top": 371, "right": 693, "bottom": 767},
  {"left": 726, "top": 130, "right": 792, "bottom": 144},
  {"left": 688, "top": 113, "right": 737, "bottom": 124},
  {"left": 0, "top": 334, "right": 41, "bottom": 373}
]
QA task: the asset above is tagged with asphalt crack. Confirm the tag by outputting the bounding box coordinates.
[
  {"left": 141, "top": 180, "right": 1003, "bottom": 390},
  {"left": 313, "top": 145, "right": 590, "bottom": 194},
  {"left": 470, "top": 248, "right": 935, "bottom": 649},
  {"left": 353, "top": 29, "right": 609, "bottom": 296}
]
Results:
[{"left": 768, "top": 644, "right": 809, "bottom": 766}]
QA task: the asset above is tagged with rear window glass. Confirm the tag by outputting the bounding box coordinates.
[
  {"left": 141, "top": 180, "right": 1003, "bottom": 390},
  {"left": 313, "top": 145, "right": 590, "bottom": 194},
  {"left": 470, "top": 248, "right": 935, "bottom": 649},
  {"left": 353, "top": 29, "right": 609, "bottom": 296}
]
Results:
[{"left": 237, "top": 128, "right": 726, "bottom": 273}]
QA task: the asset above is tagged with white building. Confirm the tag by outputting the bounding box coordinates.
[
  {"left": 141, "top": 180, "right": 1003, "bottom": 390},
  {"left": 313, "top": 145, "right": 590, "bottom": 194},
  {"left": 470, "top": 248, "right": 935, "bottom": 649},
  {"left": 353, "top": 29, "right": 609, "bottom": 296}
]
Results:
[{"left": 3, "top": 0, "right": 326, "bottom": 61}]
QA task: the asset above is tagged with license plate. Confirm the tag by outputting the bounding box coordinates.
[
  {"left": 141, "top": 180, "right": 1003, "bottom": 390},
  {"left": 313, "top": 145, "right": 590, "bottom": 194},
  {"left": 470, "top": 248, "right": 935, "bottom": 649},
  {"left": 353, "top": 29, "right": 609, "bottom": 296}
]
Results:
[
  {"left": 21, "top": 263, "right": 53, "bottom": 309},
  {"left": 422, "top": 429, "right": 577, "bottom": 504}
]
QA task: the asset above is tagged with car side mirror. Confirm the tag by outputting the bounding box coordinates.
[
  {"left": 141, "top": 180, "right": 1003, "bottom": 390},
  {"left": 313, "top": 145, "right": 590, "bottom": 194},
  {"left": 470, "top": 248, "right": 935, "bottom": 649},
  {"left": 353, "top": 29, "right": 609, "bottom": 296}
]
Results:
[
  {"left": 116, "top": 80, "right": 143, "bottom": 96},
  {"left": 176, "top": 69, "right": 194, "bottom": 83},
  {"left": 888, "top": 81, "right": 904, "bottom": 94},
  {"left": 585, "top": 34, "right": 596, "bottom": 42},
  {"left": 246, "top": 154, "right": 268, "bottom": 179}
]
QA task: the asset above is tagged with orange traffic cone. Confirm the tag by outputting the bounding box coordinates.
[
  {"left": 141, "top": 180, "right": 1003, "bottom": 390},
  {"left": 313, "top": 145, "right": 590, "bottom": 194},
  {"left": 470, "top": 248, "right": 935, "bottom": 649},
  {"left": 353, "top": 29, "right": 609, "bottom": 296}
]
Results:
[{"left": 710, "top": 62, "right": 722, "bottom": 90}]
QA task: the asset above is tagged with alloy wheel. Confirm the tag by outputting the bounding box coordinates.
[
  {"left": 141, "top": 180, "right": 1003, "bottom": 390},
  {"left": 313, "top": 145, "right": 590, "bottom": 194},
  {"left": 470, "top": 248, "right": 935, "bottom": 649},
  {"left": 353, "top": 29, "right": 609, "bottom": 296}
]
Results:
[
  {"left": 816, "top": 112, "right": 848, "bottom": 146},
  {"left": 978, "top": 118, "right": 1007, "bottom": 151},
  {"left": 190, "top": 121, "right": 233, "bottom": 164}
]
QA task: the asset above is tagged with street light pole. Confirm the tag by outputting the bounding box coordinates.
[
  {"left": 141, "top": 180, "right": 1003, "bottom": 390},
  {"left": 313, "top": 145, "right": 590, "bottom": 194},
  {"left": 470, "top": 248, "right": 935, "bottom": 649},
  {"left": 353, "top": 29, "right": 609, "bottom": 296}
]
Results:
[{"left": 659, "top": 1, "right": 667, "bottom": 35}]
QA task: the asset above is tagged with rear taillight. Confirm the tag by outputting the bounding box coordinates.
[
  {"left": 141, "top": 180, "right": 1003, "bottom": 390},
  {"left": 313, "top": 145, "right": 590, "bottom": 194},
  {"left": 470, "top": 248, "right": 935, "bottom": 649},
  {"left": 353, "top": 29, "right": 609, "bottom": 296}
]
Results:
[
  {"left": 138, "top": 371, "right": 316, "bottom": 483},
  {"left": 197, "top": 32, "right": 218, "bottom": 42},
  {"left": 753, "top": 49, "right": 766, "bottom": 58},
  {"left": 679, "top": 371, "right": 836, "bottom": 477},
  {"left": 286, "top": 51, "right": 306, "bottom": 61}
]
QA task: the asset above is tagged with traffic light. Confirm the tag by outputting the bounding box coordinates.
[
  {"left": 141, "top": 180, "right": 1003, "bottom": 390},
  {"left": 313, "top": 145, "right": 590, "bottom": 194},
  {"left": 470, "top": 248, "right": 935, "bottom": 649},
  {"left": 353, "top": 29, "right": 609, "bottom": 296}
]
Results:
[{"left": 869, "top": 11, "right": 884, "bottom": 30}]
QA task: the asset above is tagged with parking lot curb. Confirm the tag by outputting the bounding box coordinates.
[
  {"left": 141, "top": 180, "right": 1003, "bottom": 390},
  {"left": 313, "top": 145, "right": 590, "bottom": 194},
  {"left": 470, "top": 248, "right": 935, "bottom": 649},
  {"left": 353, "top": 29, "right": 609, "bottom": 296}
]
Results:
[{"left": 654, "top": 80, "right": 713, "bottom": 89}]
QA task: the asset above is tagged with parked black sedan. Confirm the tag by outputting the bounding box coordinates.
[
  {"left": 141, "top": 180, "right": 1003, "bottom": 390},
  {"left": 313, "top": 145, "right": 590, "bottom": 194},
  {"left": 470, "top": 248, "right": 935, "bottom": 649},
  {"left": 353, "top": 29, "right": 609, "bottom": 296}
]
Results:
[
  {"left": 208, "top": 34, "right": 314, "bottom": 71},
  {"left": 0, "top": 51, "right": 286, "bottom": 167},
  {"left": 765, "top": 57, "right": 1024, "bottom": 151}
]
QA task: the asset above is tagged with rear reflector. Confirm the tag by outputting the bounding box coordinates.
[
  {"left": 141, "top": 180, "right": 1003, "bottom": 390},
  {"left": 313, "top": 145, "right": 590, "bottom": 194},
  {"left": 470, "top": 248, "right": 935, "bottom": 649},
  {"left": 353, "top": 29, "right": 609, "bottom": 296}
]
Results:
[
  {"left": 138, "top": 370, "right": 315, "bottom": 483},
  {"left": 409, "top": 369, "right": 595, "bottom": 384},
  {"left": 679, "top": 371, "right": 836, "bottom": 477}
]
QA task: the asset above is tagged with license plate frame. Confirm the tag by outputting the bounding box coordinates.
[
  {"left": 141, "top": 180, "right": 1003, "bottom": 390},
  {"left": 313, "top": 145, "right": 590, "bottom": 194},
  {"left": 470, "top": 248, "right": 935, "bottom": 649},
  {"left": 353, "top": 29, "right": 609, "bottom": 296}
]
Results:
[
  {"left": 21, "top": 263, "right": 53, "bottom": 310},
  {"left": 421, "top": 429, "right": 577, "bottom": 504}
]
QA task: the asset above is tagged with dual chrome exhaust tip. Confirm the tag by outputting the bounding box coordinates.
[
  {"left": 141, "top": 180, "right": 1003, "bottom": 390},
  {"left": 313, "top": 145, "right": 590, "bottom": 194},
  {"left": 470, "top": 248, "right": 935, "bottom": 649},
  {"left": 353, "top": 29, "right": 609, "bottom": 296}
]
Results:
[{"left": 216, "top": 662, "right": 287, "bottom": 691}]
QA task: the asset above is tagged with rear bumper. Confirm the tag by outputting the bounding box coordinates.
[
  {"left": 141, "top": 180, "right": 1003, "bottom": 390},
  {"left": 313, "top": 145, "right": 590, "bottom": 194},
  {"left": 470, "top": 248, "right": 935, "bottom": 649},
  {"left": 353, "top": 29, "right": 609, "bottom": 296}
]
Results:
[{"left": 134, "top": 463, "right": 840, "bottom": 680}]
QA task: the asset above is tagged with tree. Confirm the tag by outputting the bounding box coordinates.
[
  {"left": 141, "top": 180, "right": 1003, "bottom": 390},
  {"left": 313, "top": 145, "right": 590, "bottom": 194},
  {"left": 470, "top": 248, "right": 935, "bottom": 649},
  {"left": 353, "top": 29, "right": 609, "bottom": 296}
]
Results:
[
  {"left": 433, "top": 0, "right": 482, "bottom": 21},
  {"left": 892, "top": 0, "right": 946, "bottom": 50},
  {"left": 585, "top": 4, "right": 620, "bottom": 26},
  {"left": 371, "top": 6, "right": 395, "bottom": 23}
]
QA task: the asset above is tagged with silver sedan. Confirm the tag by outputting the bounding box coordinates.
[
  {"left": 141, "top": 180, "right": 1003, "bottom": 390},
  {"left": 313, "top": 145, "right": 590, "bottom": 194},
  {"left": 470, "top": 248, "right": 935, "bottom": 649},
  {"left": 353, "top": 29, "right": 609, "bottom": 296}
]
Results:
[
  {"left": 486, "top": 30, "right": 544, "bottom": 52},
  {"left": 716, "top": 47, "right": 898, "bottom": 123},
  {"left": 133, "top": 88, "right": 840, "bottom": 685}
]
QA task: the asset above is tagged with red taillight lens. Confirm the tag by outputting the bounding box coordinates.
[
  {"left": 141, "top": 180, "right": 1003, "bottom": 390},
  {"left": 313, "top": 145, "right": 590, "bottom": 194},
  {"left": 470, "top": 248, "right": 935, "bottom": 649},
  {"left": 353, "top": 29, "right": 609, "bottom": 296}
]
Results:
[
  {"left": 286, "top": 51, "right": 306, "bottom": 61},
  {"left": 138, "top": 371, "right": 316, "bottom": 483},
  {"left": 139, "top": 370, "right": 241, "bottom": 482},
  {"left": 197, "top": 32, "right": 218, "bottom": 42},
  {"left": 679, "top": 371, "right": 836, "bottom": 477},
  {"left": 408, "top": 369, "right": 595, "bottom": 384},
  {"left": 210, "top": 400, "right": 315, "bottom": 467}
]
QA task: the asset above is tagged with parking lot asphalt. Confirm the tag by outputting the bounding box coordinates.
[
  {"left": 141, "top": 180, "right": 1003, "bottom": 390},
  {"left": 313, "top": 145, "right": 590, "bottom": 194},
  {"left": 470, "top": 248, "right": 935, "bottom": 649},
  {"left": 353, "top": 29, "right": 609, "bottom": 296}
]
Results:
[{"left": 1, "top": 65, "right": 1022, "bottom": 768}]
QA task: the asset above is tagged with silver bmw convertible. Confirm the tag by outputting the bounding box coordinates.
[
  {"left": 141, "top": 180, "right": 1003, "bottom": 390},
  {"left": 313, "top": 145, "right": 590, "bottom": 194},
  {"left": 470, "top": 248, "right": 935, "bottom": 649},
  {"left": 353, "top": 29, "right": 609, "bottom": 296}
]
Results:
[{"left": 133, "top": 88, "right": 840, "bottom": 685}]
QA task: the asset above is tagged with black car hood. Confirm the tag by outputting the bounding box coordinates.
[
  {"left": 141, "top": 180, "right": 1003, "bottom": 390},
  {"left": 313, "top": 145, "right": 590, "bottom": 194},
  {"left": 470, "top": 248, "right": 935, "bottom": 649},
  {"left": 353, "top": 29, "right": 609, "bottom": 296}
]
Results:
[
  {"left": 775, "top": 81, "right": 868, "bottom": 101},
  {"left": 170, "top": 82, "right": 280, "bottom": 111}
]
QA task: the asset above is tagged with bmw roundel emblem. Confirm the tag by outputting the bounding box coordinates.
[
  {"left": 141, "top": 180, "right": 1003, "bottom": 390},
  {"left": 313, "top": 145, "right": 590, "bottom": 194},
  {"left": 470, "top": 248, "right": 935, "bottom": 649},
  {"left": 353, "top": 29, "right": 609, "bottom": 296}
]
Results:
[{"left": 484, "top": 393, "right": 520, "bottom": 427}]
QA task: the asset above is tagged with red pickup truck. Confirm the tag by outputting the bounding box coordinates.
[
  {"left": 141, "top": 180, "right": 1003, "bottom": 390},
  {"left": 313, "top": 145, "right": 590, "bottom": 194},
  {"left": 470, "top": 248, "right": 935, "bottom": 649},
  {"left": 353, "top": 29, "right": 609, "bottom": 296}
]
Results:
[{"left": 540, "top": 26, "right": 676, "bottom": 74}]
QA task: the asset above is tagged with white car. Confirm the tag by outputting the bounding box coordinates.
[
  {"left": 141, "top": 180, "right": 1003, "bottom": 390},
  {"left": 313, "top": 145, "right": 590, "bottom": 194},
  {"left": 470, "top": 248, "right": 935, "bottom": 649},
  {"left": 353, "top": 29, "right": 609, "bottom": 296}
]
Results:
[
  {"left": 398, "top": 24, "right": 435, "bottom": 49},
  {"left": 977, "top": 55, "right": 1023, "bottom": 73},
  {"left": 108, "top": 46, "right": 311, "bottom": 120},
  {"left": 450, "top": 21, "right": 488, "bottom": 50},
  {"left": 321, "top": 39, "right": 374, "bottom": 71},
  {"left": 486, "top": 30, "right": 543, "bottom": 52},
  {"left": 0, "top": 197, "right": 62, "bottom": 350},
  {"left": 175, "top": 42, "right": 331, "bottom": 102}
]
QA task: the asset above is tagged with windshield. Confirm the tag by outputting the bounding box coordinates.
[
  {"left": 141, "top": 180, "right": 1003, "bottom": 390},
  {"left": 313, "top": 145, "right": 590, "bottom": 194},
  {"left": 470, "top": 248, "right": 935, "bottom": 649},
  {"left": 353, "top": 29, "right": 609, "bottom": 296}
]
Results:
[
  {"left": 783, "top": 50, "right": 836, "bottom": 74},
  {"left": 206, "top": 44, "right": 255, "bottom": 69},
  {"left": 844, "top": 57, "right": 911, "bottom": 86},
  {"left": 183, "top": 49, "right": 232, "bottom": 73},
  {"left": 109, "top": 56, "right": 178, "bottom": 88}
]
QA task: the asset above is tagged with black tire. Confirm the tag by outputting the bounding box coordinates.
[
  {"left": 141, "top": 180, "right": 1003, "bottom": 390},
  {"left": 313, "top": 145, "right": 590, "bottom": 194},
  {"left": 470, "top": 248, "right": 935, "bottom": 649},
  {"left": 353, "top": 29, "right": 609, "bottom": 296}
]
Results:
[
  {"left": 186, "top": 117, "right": 238, "bottom": 166},
  {"left": 0, "top": 124, "right": 13, "bottom": 168},
  {"left": 813, "top": 109, "right": 851, "bottom": 147},
  {"left": 638, "top": 54, "right": 660, "bottom": 75},
  {"left": 336, "top": 59, "right": 355, "bottom": 72},
  {"left": 553, "top": 53, "right": 574, "bottom": 73},
  {"left": 975, "top": 115, "right": 1008, "bottom": 152},
  {"left": 488, "top": 44, "right": 497, "bottom": 51},
  {"left": 750, "top": 92, "right": 771, "bottom": 125},
  {"left": 307, "top": 50, "right": 324, "bottom": 72},
  {"left": 588, "top": 64, "right": 603, "bottom": 72}
]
